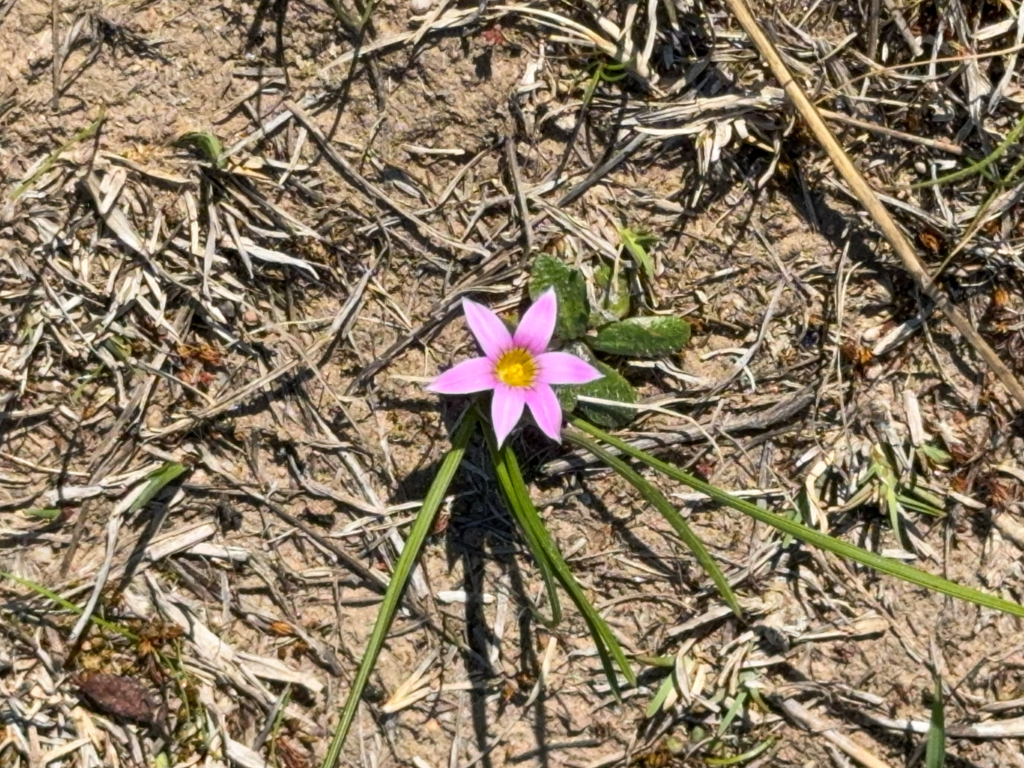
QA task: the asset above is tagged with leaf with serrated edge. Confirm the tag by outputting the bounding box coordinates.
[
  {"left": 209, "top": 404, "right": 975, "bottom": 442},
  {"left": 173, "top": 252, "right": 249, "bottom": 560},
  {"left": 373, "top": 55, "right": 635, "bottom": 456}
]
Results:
[
  {"left": 529, "top": 255, "right": 589, "bottom": 339},
  {"left": 590, "top": 316, "right": 691, "bottom": 357},
  {"left": 572, "top": 361, "right": 636, "bottom": 428}
]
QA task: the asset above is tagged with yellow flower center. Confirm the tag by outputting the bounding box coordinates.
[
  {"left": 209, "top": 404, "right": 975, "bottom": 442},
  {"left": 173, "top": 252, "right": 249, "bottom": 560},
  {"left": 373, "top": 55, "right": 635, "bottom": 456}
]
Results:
[{"left": 495, "top": 348, "right": 537, "bottom": 388}]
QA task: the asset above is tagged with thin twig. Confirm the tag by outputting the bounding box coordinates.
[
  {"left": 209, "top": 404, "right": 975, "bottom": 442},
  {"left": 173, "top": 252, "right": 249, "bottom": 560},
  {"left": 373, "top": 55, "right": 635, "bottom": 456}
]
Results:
[
  {"left": 819, "top": 108, "right": 964, "bottom": 156},
  {"left": 505, "top": 135, "right": 533, "bottom": 256},
  {"left": 50, "top": 0, "right": 59, "bottom": 109},
  {"left": 779, "top": 698, "right": 894, "bottom": 768}
]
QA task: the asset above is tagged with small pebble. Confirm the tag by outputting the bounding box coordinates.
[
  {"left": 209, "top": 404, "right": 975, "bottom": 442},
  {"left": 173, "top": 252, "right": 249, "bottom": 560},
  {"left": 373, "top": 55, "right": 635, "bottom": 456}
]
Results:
[
  {"left": 242, "top": 308, "right": 259, "bottom": 326},
  {"left": 410, "top": 0, "right": 432, "bottom": 13}
]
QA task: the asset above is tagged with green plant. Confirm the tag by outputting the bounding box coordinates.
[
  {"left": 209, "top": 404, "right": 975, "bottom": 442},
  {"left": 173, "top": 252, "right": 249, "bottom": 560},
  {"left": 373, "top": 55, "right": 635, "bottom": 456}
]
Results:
[
  {"left": 318, "top": 284, "right": 1024, "bottom": 768},
  {"left": 825, "top": 440, "right": 949, "bottom": 551},
  {"left": 529, "top": 239, "right": 690, "bottom": 429},
  {"left": 927, "top": 674, "right": 946, "bottom": 768}
]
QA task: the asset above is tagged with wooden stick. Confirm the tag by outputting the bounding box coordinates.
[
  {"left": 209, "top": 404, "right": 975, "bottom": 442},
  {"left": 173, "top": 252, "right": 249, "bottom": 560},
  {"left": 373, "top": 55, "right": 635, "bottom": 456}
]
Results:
[
  {"left": 51, "top": 0, "right": 60, "bottom": 109},
  {"left": 723, "top": 0, "right": 1024, "bottom": 409},
  {"left": 780, "top": 698, "right": 895, "bottom": 768}
]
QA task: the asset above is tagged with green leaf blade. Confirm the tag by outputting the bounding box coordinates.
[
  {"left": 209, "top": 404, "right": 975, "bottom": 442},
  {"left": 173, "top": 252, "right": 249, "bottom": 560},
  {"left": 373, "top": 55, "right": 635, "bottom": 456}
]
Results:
[
  {"left": 487, "top": 436, "right": 636, "bottom": 692},
  {"left": 645, "top": 673, "right": 677, "bottom": 718},
  {"left": 571, "top": 361, "right": 637, "bottom": 428},
  {"left": 176, "top": 131, "right": 226, "bottom": 168},
  {"left": 321, "top": 408, "right": 479, "bottom": 768},
  {"left": 529, "top": 255, "right": 590, "bottom": 339},
  {"left": 571, "top": 416, "right": 1024, "bottom": 620},
  {"left": 926, "top": 675, "right": 945, "bottom": 768},
  {"left": 130, "top": 462, "right": 187, "bottom": 515},
  {"left": 589, "top": 316, "right": 691, "bottom": 357},
  {"left": 564, "top": 431, "right": 741, "bottom": 617}
]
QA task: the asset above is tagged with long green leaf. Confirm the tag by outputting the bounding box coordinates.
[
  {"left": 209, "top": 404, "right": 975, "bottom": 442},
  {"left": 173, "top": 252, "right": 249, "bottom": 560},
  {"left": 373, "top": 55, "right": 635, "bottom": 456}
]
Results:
[
  {"left": 486, "top": 434, "right": 636, "bottom": 690},
  {"left": 926, "top": 674, "right": 945, "bottom": 768},
  {"left": 564, "top": 431, "right": 741, "bottom": 617},
  {"left": 717, "top": 690, "right": 748, "bottom": 736},
  {"left": 321, "top": 408, "right": 478, "bottom": 768},
  {"left": 130, "top": 462, "right": 187, "bottom": 514},
  {"left": 906, "top": 114, "right": 1024, "bottom": 190},
  {"left": 571, "top": 417, "right": 1024, "bottom": 619},
  {"left": 488, "top": 434, "right": 562, "bottom": 628},
  {"left": 12, "top": 111, "right": 106, "bottom": 200},
  {"left": 645, "top": 672, "right": 676, "bottom": 718},
  {"left": 704, "top": 738, "right": 776, "bottom": 766}
]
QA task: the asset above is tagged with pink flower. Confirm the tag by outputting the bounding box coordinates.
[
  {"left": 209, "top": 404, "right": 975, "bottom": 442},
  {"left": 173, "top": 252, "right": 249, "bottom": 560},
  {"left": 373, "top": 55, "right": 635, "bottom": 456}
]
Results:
[{"left": 426, "top": 289, "right": 603, "bottom": 446}]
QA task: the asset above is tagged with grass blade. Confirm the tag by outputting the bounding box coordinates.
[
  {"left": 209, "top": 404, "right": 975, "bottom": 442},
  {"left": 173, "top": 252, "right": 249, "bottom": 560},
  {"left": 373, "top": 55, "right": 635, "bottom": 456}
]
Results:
[
  {"left": 321, "top": 407, "right": 478, "bottom": 768},
  {"left": 175, "top": 131, "right": 226, "bottom": 168},
  {"left": 704, "top": 738, "right": 775, "bottom": 766},
  {"left": 717, "top": 690, "right": 748, "bottom": 736},
  {"left": 486, "top": 432, "right": 636, "bottom": 690},
  {"left": 489, "top": 445, "right": 563, "bottom": 628},
  {"left": 130, "top": 462, "right": 187, "bottom": 515},
  {"left": 0, "top": 571, "right": 137, "bottom": 640},
  {"left": 11, "top": 111, "right": 105, "bottom": 200},
  {"left": 571, "top": 417, "right": 1024, "bottom": 619},
  {"left": 926, "top": 674, "right": 945, "bottom": 768},
  {"left": 564, "top": 430, "right": 741, "bottom": 617},
  {"left": 905, "top": 114, "right": 1024, "bottom": 190},
  {"left": 645, "top": 672, "right": 676, "bottom": 718}
]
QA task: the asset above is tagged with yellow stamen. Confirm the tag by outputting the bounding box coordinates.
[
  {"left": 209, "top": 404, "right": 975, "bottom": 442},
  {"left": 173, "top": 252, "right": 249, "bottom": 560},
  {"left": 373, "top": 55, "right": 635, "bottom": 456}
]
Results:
[{"left": 495, "top": 348, "right": 537, "bottom": 388}]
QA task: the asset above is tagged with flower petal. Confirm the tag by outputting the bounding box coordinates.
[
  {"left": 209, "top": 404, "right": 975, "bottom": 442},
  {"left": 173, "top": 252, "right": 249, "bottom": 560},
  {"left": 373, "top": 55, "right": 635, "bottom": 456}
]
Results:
[
  {"left": 426, "top": 357, "right": 496, "bottom": 394},
  {"left": 536, "top": 352, "right": 603, "bottom": 386},
  {"left": 513, "top": 288, "right": 557, "bottom": 355},
  {"left": 491, "top": 384, "right": 526, "bottom": 447},
  {"left": 525, "top": 384, "right": 563, "bottom": 442},
  {"left": 463, "top": 298, "right": 513, "bottom": 359}
]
